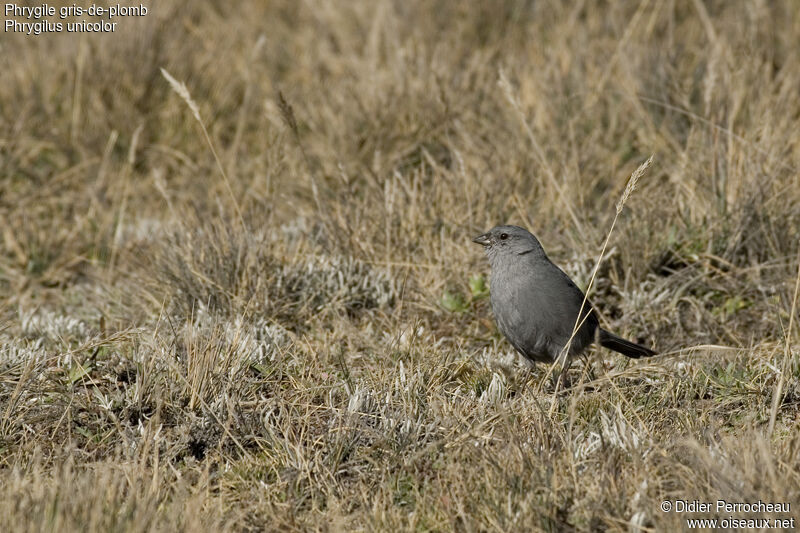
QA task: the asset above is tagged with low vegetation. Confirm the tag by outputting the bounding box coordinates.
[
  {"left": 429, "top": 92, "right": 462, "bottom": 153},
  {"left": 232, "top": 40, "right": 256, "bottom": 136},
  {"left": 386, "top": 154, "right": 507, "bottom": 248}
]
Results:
[{"left": 1, "top": 1, "right": 798, "bottom": 530}]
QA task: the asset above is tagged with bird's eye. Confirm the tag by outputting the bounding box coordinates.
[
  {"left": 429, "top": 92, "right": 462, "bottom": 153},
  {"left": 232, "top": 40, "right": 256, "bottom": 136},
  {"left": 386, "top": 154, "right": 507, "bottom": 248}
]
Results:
[{"left": 499, "top": 233, "right": 509, "bottom": 240}]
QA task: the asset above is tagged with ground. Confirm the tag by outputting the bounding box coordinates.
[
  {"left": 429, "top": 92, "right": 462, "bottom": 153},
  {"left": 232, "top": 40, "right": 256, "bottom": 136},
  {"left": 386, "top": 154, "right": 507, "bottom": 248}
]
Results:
[{"left": 1, "top": 1, "right": 799, "bottom": 531}]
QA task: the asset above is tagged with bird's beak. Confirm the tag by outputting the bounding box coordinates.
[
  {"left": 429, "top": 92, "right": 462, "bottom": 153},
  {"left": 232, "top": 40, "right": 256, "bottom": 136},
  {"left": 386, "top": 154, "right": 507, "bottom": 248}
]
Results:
[{"left": 472, "top": 233, "right": 491, "bottom": 246}]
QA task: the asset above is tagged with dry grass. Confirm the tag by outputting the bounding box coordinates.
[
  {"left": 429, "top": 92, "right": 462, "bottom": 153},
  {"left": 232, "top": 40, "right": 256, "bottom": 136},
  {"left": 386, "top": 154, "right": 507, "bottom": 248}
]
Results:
[{"left": 1, "top": 1, "right": 799, "bottom": 531}]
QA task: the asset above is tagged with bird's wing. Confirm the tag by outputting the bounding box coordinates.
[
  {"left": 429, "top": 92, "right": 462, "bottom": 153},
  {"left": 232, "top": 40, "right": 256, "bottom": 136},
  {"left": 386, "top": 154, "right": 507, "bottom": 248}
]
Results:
[{"left": 528, "top": 261, "right": 599, "bottom": 349}]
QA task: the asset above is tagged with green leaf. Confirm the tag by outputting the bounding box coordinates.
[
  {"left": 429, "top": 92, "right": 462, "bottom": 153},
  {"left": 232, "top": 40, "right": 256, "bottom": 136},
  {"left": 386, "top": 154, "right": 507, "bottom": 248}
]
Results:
[
  {"left": 468, "top": 273, "right": 489, "bottom": 299},
  {"left": 441, "top": 290, "right": 468, "bottom": 313},
  {"left": 68, "top": 363, "right": 91, "bottom": 384}
]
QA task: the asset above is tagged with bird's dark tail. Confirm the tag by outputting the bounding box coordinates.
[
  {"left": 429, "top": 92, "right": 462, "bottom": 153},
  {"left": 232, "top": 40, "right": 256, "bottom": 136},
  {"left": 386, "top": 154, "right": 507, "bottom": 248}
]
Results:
[{"left": 598, "top": 329, "right": 656, "bottom": 359}]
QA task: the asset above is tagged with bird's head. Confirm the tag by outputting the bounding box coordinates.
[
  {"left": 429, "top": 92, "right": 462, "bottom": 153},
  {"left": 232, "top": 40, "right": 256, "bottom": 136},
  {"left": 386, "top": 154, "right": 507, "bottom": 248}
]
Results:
[{"left": 472, "top": 225, "right": 545, "bottom": 262}]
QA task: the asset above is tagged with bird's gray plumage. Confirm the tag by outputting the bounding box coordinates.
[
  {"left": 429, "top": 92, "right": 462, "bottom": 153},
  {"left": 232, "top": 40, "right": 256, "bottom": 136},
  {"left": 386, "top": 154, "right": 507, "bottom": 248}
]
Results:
[{"left": 473, "top": 225, "right": 655, "bottom": 364}]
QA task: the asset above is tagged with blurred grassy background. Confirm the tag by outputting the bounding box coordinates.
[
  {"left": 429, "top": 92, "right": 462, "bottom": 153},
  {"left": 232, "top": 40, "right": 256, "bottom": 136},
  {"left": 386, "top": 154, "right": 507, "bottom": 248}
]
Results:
[{"left": 1, "top": 1, "right": 799, "bottom": 530}]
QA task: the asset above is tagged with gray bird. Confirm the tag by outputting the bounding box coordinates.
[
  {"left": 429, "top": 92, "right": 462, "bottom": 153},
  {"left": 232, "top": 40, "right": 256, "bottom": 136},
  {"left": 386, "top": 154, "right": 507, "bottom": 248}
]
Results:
[{"left": 473, "top": 225, "right": 656, "bottom": 364}]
